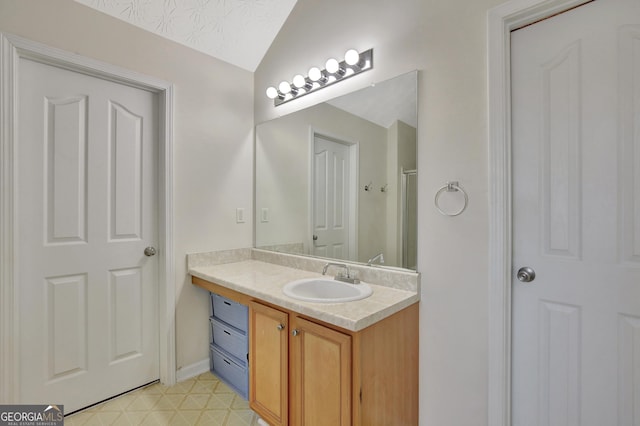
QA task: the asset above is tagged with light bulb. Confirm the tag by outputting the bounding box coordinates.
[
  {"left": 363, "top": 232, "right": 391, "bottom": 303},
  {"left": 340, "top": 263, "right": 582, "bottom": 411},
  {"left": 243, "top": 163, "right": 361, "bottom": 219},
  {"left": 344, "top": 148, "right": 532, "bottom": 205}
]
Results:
[
  {"left": 325, "top": 58, "right": 340, "bottom": 74},
  {"left": 278, "top": 81, "right": 291, "bottom": 94},
  {"left": 292, "top": 74, "right": 306, "bottom": 89},
  {"left": 266, "top": 86, "right": 278, "bottom": 99},
  {"left": 308, "top": 67, "right": 322, "bottom": 82},
  {"left": 345, "top": 49, "right": 360, "bottom": 66}
]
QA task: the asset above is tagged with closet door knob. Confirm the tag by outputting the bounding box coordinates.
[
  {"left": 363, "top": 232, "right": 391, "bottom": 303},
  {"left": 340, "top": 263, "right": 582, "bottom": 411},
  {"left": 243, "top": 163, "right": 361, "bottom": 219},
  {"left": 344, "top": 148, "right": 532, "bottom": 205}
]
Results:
[
  {"left": 292, "top": 329, "right": 300, "bottom": 336},
  {"left": 517, "top": 266, "right": 536, "bottom": 283},
  {"left": 277, "top": 324, "right": 285, "bottom": 331}
]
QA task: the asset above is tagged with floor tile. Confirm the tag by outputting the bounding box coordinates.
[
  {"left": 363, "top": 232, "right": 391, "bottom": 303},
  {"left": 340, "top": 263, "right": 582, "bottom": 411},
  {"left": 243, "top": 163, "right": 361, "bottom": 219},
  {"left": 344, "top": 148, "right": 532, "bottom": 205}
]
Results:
[
  {"left": 66, "top": 372, "right": 258, "bottom": 426},
  {"left": 197, "top": 409, "right": 228, "bottom": 425},
  {"left": 153, "top": 394, "right": 185, "bottom": 410}
]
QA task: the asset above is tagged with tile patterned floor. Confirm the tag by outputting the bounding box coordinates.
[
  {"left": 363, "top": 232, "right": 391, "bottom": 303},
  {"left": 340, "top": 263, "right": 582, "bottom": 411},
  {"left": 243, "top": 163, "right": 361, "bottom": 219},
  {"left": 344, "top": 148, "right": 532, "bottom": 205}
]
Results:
[{"left": 65, "top": 372, "right": 261, "bottom": 425}]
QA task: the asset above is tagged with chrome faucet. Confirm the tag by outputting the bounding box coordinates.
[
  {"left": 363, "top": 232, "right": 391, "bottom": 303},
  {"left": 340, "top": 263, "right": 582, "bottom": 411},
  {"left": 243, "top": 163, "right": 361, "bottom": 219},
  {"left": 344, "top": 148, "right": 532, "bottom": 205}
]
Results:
[
  {"left": 322, "top": 262, "right": 360, "bottom": 284},
  {"left": 367, "top": 253, "right": 385, "bottom": 266}
]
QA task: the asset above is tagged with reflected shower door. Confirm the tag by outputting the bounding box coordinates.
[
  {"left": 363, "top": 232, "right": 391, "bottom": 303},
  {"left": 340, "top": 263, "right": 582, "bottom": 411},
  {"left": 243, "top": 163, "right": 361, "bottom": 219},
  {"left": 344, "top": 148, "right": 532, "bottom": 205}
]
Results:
[{"left": 402, "top": 170, "right": 417, "bottom": 269}]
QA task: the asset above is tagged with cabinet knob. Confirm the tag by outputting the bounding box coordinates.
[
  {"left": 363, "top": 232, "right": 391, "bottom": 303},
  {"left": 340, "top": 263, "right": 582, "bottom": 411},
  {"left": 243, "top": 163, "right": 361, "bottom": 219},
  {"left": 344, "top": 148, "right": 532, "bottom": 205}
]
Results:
[
  {"left": 277, "top": 324, "right": 285, "bottom": 331},
  {"left": 292, "top": 329, "right": 299, "bottom": 336}
]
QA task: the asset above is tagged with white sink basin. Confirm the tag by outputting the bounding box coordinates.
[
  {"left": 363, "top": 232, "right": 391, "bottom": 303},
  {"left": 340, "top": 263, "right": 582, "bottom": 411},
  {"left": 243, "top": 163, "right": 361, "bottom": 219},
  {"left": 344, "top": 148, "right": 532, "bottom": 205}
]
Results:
[{"left": 283, "top": 278, "right": 373, "bottom": 303}]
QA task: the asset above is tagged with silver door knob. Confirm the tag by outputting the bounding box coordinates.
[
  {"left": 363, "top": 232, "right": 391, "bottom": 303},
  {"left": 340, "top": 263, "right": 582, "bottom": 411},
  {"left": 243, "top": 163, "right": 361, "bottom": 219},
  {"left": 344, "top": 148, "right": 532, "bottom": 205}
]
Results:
[
  {"left": 517, "top": 266, "right": 535, "bottom": 283},
  {"left": 277, "top": 324, "right": 285, "bottom": 331},
  {"left": 144, "top": 246, "right": 157, "bottom": 257},
  {"left": 292, "top": 329, "right": 299, "bottom": 336}
]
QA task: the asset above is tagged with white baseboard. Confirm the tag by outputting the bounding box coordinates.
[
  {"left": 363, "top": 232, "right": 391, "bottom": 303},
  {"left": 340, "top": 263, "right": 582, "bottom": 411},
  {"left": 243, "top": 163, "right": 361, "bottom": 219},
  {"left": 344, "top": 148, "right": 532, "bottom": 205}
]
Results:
[{"left": 176, "top": 358, "right": 210, "bottom": 382}]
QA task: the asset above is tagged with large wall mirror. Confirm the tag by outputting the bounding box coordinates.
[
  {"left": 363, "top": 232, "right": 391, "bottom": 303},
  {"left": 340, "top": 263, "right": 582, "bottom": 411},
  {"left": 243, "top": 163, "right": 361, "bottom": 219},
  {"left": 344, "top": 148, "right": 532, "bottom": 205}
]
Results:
[{"left": 255, "top": 70, "right": 418, "bottom": 271}]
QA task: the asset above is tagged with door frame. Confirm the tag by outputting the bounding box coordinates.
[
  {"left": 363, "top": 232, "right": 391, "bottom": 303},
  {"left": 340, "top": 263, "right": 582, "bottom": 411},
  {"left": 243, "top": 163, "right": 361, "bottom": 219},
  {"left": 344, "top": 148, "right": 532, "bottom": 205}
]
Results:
[
  {"left": 308, "top": 128, "right": 358, "bottom": 261},
  {"left": 486, "top": 1, "right": 592, "bottom": 425},
  {"left": 0, "top": 33, "right": 176, "bottom": 402}
]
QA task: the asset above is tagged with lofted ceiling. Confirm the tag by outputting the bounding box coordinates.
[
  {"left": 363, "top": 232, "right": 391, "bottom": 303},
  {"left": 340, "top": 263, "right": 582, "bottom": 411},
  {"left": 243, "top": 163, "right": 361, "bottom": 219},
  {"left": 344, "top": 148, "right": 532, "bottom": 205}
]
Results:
[
  {"left": 74, "top": 0, "right": 297, "bottom": 72},
  {"left": 74, "top": 1, "right": 416, "bottom": 129},
  {"left": 327, "top": 71, "right": 418, "bottom": 129}
]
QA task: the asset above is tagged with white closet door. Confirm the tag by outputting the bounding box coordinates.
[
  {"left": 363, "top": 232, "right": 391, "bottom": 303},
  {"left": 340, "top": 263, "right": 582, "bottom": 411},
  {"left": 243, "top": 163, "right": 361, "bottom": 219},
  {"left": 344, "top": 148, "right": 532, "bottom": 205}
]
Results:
[
  {"left": 511, "top": 0, "right": 640, "bottom": 424},
  {"left": 17, "top": 57, "right": 159, "bottom": 412}
]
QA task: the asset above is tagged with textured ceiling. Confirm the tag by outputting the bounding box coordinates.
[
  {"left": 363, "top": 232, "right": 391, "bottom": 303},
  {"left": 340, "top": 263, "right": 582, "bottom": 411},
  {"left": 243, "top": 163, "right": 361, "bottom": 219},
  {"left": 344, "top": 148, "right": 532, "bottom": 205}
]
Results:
[{"left": 75, "top": 0, "right": 297, "bottom": 71}]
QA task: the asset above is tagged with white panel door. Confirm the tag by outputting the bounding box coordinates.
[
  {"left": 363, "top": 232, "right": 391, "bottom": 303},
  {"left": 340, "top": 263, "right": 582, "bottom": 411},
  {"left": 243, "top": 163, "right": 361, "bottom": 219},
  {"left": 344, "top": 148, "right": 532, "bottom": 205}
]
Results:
[
  {"left": 511, "top": 0, "right": 640, "bottom": 424},
  {"left": 17, "top": 57, "right": 159, "bottom": 412},
  {"left": 312, "top": 136, "right": 350, "bottom": 260}
]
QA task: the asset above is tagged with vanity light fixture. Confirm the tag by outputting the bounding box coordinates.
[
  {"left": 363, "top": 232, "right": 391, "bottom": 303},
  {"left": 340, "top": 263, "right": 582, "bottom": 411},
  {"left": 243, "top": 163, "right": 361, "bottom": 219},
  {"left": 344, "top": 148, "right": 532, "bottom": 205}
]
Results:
[
  {"left": 307, "top": 66, "right": 325, "bottom": 83},
  {"left": 265, "top": 48, "right": 373, "bottom": 106},
  {"left": 292, "top": 74, "right": 310, "bottom": 90},
  {"left": 344, "top": 49, "right": 360, "bottom": 66},
  {"left": 265, "top": 86, "right": 279, "bottom": 99},
  {"left": 325, "top": 58, "right": 343, "bottom": 75},
  {"left": 278, "top": 81, "right": 292, "bottom": 95}
]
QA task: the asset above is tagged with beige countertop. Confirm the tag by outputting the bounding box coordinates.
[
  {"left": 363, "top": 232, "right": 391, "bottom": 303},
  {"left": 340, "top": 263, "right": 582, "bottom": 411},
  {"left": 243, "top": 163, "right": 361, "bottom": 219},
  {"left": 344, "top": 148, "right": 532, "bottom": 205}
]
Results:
[{"left": 189, "top": 259, "right": 419, "bottom": 332}]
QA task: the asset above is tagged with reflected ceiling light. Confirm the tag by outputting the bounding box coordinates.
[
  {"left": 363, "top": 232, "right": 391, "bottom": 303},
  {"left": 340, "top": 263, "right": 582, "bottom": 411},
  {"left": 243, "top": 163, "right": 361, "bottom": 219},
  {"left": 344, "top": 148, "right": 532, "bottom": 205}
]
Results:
[{"left": 265, "top": 48, "right": 373, "bottom": 106}]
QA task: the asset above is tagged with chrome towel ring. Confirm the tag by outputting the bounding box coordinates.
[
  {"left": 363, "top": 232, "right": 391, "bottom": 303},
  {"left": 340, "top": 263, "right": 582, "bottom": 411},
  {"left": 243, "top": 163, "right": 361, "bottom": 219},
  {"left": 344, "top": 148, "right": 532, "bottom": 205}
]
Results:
[{"left": 434, "top": 181, "right": 468, "bottom": 216}]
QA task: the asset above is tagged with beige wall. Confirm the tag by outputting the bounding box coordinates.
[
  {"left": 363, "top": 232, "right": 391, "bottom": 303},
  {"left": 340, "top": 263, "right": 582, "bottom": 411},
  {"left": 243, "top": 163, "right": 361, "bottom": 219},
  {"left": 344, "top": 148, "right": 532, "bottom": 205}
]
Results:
[
  {"left": 255, "top": 0, "right": 504, "bottom": 424},
  {"left": 0, "top": 0, "right": 255, "bottom": 372}
]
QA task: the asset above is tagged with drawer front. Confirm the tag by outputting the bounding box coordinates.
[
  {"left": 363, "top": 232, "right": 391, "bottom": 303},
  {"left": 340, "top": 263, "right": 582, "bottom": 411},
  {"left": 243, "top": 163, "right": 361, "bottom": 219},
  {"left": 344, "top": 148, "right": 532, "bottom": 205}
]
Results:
[
  {"left": 210, "top": 344, "right": 248, "bottom": 399},
  {"left": 210, "top": 317, "right": 248, "bottom": 364},
  {"left": 211, "top": 293, "right": 248, "bottom": 331}
]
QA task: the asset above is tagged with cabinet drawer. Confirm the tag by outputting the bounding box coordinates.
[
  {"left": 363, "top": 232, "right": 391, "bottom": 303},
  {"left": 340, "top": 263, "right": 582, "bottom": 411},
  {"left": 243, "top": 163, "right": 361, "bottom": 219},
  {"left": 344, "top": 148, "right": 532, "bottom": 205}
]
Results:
[
  {"left": 210, "top": 317, "right": 248, "bottom": 363},
  {"left": 210, "top": 344, "right": 248, "bottom": 399},
  {"left": 211, "top": 293, "right": 248, "bottom": 331}
]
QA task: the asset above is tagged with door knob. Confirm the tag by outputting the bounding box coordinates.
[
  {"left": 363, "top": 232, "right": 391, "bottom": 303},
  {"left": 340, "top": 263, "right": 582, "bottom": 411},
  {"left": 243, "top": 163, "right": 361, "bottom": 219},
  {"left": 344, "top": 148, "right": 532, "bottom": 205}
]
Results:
[
  {"left": 277, "top": 324, "right": 285, "bottom": 331},
  {"left": 292, "top": 329, "right": 300, "bottom": 336},
  {"left": 144, "top": 246, "right": 157, "bottom": 257},
  {"left": 517, "top": 266, "right": 535, "bottom": 283},
  {"left": 312, "top": 235, "right": 318, "bottom": 241}
]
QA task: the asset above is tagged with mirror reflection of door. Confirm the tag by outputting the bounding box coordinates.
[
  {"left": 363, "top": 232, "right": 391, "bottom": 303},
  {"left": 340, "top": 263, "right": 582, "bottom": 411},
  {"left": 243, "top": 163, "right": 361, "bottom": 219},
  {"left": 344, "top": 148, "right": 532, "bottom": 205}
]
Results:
[{"left": 312, "top": 134, "right": 355, "bottom": 260}]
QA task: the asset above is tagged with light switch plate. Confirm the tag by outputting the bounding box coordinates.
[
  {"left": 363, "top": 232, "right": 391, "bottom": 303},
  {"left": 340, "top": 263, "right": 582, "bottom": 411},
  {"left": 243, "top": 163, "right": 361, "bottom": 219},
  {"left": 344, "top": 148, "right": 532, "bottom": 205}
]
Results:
[{"left": 236, "top": 208, "right": 245, "bottom": 223}]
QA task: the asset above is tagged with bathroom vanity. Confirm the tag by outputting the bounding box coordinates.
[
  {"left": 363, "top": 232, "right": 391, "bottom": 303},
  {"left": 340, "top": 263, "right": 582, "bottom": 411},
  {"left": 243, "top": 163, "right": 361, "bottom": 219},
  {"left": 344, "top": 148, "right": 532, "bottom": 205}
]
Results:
[{"left": 189, "top": 249, "right": 419, "bottom": 426}]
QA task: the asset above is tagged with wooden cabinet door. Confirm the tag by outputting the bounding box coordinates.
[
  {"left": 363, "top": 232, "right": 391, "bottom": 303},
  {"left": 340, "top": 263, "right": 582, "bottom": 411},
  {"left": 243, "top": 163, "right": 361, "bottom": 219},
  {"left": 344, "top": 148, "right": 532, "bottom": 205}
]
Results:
[
  {"left": 249, "top": 301, "right": 289, "bottom": 426},
  {"left": 290, "top": 316, "right": 352, "bottom": 426}
]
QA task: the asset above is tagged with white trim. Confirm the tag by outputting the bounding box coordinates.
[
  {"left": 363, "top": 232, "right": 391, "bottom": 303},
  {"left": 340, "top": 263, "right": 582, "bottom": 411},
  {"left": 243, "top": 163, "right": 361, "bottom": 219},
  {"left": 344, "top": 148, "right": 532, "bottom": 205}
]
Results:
[
  {"left": 176, "top": 358, "right": 210, "bottom": 382},
  {"left": 0, "top": 33, "right": 176, "bottom": 403},
  {"left": 486, "top": 1, "right": 592, "bottom": 425},
  {"left": 159, "top": 74, "right": 177, "bottom": 389},
  {"left": 0, "top": 32, "right": 19, "bottom": 403}
]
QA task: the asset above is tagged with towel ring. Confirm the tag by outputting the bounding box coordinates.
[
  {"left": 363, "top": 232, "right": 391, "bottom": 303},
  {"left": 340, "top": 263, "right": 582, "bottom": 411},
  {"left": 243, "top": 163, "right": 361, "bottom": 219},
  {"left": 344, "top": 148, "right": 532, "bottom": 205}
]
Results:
[{"left": 434, "top": 181, "right": 468, "bottom": 217}]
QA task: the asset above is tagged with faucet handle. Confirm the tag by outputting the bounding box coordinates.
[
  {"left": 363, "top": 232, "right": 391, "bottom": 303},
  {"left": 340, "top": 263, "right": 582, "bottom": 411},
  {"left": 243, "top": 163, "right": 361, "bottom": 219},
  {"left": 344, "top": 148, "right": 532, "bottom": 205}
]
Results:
[{"left": 366, "top": 252, "right": 385, "bottom": 266}]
